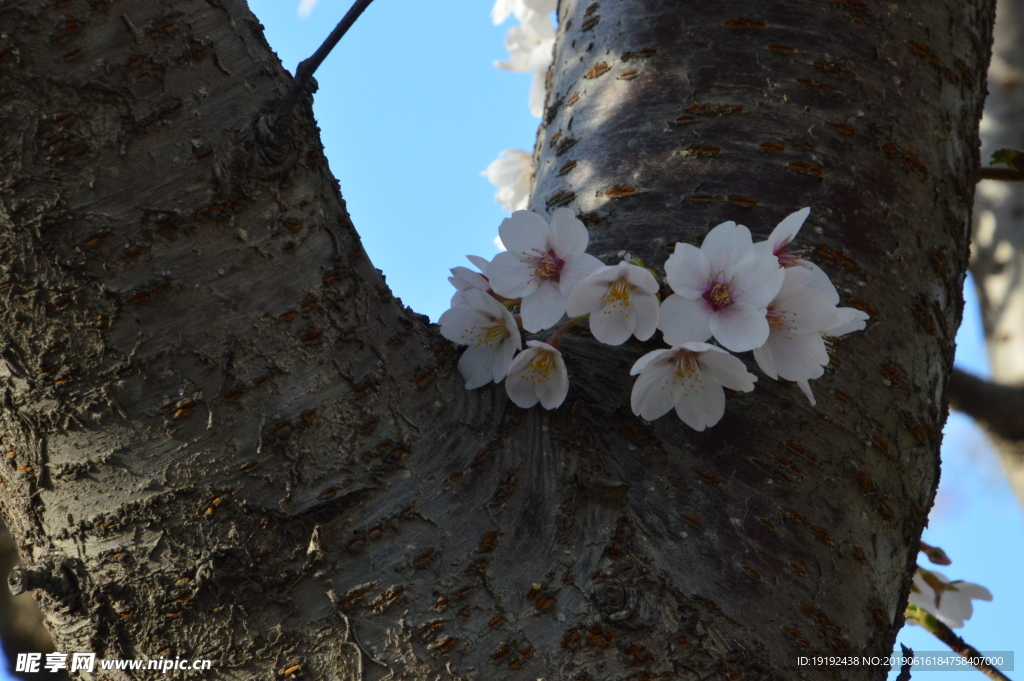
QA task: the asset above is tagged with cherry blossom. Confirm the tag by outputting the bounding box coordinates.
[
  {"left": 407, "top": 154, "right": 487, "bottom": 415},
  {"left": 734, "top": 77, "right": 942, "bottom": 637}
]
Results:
[
  {"left": 909, "top": 568, "right": 992, "bottom": 629},
  {"left": 494, "top": 11, "right": 555, "bottom": 117},
  {"left": 448, "top": 255, "right": 492, "bottom": 307},
  {"left": 486, "top": 209, "right": 602, "bottom": 332},
  {"left": 756, "top": 207, "right": 841, "bottom": 301},
  {"left": 630, "top": 343, "right": 756, "bottom": 431},
  {"left": 566, "top": 262, "right": 659, "bottom": 345},
  {"left": 505, "top": 340, "right": 569, "bottom": 409},
  {"left": 660, "top": 222, "right": 784, "bottom": 352},
  {"left": 482, "top": 149, "right": 532, "bottom": 212},
  {"left": 491, "top": 0, "right": 557, "bottom": 25},
  {"left": 438, "top": 290, "right": 521, "bottom": 389},
  {"left": 824, "top": 306, "right": 869, "bottom": 337},
  {"left": 752, "top": 267, "right": 841, "bottom": 404}
]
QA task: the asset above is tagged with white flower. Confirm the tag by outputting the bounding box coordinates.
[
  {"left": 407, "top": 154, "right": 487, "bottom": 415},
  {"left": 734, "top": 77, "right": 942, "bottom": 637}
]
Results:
[
  {"left": 752, "top": 267, "right": 841, "bottom": 405},
  {"left": 494, "top": 11, "right": 555, "bottom": 117},
  {"left": 909, "top": 568, "right": 992, "bottom": 629},
  {"left": 486, "top": 209, "right": 602, "bottom": 332},
  {"left": 491, "top": 0, "right": 557, "bottom": 24},
  {"left": 753, "top": 268, "right": 870, "bottom": 405},
  {"left": 438, "top": 290, "right": 522, "bottom": 389},
  {"left": 505, "top": 340, "right": 568, "bottom": 409},
  {"left": 756, "top": 207, "right": 841, "bottom": 302},
  {"left": 566, "top": 262, "right": 660, "bottom": 345},
  {"left": 659, "top": 222, "right": 784, "bottom": 352},
  {"left": 482, "top": 149, "right": 533, "bottom": 212},
  {"left": 448, "top": 255, "right": 492, "bottom": 307},
  {"left": 630, "top": 343, "right": 756, "bottom": 431}
]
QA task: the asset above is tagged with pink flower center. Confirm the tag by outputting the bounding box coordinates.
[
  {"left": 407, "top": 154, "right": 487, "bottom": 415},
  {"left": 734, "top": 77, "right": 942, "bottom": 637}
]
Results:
[
  {"left": 702, "top": 279, "right": 734, "bottom": 311},
  {"left": 774, "top": 239, "right": 810, "bottom": 268},
  {"left": 529, "top": 249, "right": 565, "bottom": 283}
]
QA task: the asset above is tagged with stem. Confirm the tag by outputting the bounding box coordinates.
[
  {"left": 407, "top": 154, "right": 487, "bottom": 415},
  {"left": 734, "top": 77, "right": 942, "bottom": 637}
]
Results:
[
  {"left": 545, "top": 315, "right": 588, "bottom": 348},
  {"left": 270, "top": 0, "right": 377, "bottom": 129},
  {"left": 979, "top": 167, "right": 1024, "bottom": 182},
  {"left": 904, "top": 606, "right": 1013, "bottom": 681}
]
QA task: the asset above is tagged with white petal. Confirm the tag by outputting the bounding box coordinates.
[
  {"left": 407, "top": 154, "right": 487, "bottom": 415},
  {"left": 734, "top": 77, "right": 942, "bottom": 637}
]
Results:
[
  {"left": 490, "top": 0, "right": 515, "bottom": 24},
  {"left": 487, "top": 251, "right": 537, "bottom": 298},
  {"left": 566, "top": 277, "right": 610, "bottom": 316},
  {"left": 491, "top": 339, "right": 518, "bottom": 384},
  {"left": 558, "top": 252, "right": 603, "bottom": 297},
  {"left": 664, "top": 243, "right": 710, "bottom": 298},
  {"left": 772, "top": 268, "right": 840, "bottom": 334},
  {"left": 753, "top": 343, "right": 778, "bottom": 379},
  {"left": 698, "top": 350, "right": 756, "bottom": 392},
  {"left": 825, "top": 307, "right": 869, "bottom": 336},
  {"left": 505, "top": 348, "right": 541, "bottom": 407},
  {"left": 589, "top": 298, "right": 635, "bottom": 345},
  {"left": 498, "top": 210, "right": 551, "bottom": 255},
  {"left": 730, "top": 252, "right": 784, "bottom": 309},
  {"left": 459, "top": 347, "right": 498, "bottom": 389},
  {"left": 520, "top": 281, "right": 566, "bottom": 331},
  {"left": 630, "top": 348, "right": 673, "bottom": 376},
  {"left": 535, "top": 350, "right": 569, "bottom": 408},
  {"left": 770, "top": 332, "right": 829, "bottom": 382},
  {"left": 696, "top": 381, "right": 727, "bottom": 429},
  {"left": 467, "top": 254, "right": 491, "bottom": 272},
  {"left": 768, "top": 207, "right": 810, "bottom": 253},
  {"left": 550, "top": 208, "right": 589, "bottom": 255},
  {"left": 438, "top": 306, "right": 489, "bottom": 344},
  {"left": 631, "top": 292, "right": 660, "bottom": 341},
  {"left": 797, "top": 379, "right": 816, "bottom": 405},
  {"left": 805, "top": 262, "right": 840, "bottom": 305},
  {"left": 623, "top": 263, "right": 660, "bottom": 295},
  {"left": 674, "top": 392, "right": 708, "bottom": 431},
  {"left": 709, "top": 302, "right": 770, "bottom": 352},
  {"left": 631, "top": 364, "right": 676, "bottom": 420},
  {"left": 659, "top": 294, "right": 713, "bottom": 346},
  {"left": 449, "top": 266, "right": 489, "bottom": 292},
  {"left": 702, "top": 221, "right": 753, "bottom": 272}
]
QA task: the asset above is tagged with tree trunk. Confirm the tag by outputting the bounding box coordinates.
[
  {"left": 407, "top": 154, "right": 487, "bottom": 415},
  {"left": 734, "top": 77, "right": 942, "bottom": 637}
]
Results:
[
  {"left": 0, "top": 1, "right": 993, "bottom": 680},
  {"left": 966, "top": 0, "right": 1024, "bottom": 511}
]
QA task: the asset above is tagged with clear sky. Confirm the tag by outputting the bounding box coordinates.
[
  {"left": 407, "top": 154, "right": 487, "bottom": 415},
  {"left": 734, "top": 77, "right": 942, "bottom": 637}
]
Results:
[{"left": 2, "top": 2, "right": 1019, "bottom": 679}]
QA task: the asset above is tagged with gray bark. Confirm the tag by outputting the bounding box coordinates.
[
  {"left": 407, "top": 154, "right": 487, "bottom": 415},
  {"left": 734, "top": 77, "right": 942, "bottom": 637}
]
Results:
[
  {"left": 967, "top": 0, "right": 1024, "bottom": 511},
  {"left": 0, "top": 2, "right": 993, "bottom": 681}
]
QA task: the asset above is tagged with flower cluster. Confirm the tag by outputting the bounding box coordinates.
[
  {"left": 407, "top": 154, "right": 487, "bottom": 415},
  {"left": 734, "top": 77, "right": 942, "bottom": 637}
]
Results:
[
  {"left": 909, "top": 544, "right": 992, "bottom": 630},
  {"left": 440, "top": 207, "right": 869, "bottom": 429},
  {"left": 482, "top": 0, "right": 557, "bottom": 212}
]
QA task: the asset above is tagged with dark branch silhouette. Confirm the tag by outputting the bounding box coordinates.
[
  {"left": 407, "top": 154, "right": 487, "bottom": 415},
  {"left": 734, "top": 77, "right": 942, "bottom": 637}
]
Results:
[{"left": 948, "top": 367, "right": 1024, "bottom": 441}]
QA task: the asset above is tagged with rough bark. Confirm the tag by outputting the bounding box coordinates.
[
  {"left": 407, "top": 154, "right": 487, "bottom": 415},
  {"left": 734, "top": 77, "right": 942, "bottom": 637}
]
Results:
[
  {"left": 0, "top": 2, "right": 993, "bottom": 681},
  {"left": 967, "top": 0, "right": 1024, "bottom": 511}
]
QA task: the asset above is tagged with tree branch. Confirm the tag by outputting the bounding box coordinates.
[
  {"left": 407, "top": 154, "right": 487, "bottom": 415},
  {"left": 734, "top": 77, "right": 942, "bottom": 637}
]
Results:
[
  {"left": 948, "top": 368, "right": 1024, "bottom": 441},
  {"left": 979, "top": 167, "right": 1024, "bottom": 182},
  {"left": 905, "top": 607, "right": 1012, "bottom": 681},
  {"left": 270, "top": 0, "right": 376, "bottom": 129}
]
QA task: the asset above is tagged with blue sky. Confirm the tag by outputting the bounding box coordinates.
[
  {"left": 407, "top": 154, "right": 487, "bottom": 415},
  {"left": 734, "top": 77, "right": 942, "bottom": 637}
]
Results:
[{"left": 3, "top": 2, "right": 1019, "bottom": 678}]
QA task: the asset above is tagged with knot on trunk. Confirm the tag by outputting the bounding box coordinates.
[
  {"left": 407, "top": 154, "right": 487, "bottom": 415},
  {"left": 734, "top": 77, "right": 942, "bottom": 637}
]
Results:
[
  {"left": 7, "top": 563, "right": 51, "bottom": 596},
  {"left": 592, "top": 582, "right": 660, "bottom": 629}
]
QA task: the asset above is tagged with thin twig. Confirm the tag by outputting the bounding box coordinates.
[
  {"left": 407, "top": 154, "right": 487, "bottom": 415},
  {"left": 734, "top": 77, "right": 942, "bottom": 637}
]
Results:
[
  {"left": 270, "top": 0, "right": 376, "bottom": 129},
  {"left": 905, "top": 606, "right": 1013, "bottom": 681},
  {"left": 979, "top": 167, "right": 1024, "bottom": 182}
]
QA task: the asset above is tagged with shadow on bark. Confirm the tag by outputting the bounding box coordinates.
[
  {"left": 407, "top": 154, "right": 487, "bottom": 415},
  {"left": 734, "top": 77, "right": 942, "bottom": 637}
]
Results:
[{"left": 0, "top": 517, "right": 62, "bottom": 681}]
